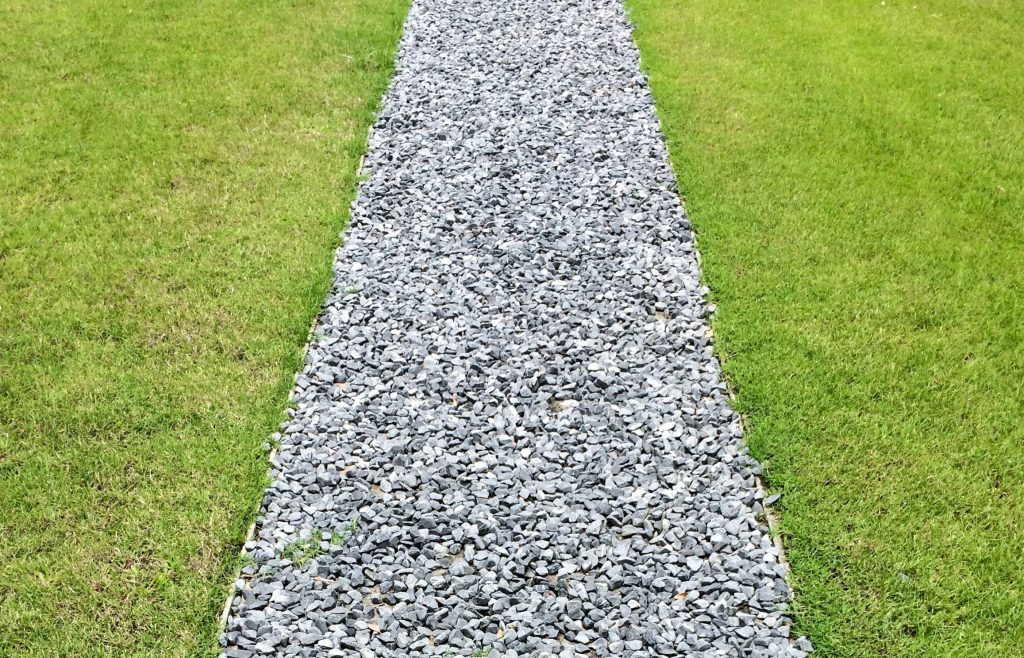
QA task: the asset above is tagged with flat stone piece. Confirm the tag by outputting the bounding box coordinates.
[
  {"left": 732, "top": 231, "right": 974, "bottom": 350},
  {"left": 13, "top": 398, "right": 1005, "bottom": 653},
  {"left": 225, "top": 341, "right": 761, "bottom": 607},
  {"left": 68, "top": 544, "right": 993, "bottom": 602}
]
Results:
[{"left": 220, "top": 0, "right": 812, "bottom": 656}]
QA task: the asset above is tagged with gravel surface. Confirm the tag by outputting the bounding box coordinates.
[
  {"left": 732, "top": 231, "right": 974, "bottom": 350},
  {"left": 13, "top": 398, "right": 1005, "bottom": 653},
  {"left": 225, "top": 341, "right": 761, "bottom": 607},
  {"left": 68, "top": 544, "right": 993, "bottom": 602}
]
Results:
[{"left": 220, "top": 0, "right": 811, "bottom": 656}]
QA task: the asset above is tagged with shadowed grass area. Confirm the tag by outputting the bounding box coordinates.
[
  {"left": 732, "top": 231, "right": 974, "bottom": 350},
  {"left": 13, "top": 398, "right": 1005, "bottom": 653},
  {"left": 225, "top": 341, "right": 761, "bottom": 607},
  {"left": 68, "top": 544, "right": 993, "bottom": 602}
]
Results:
[
  {"left": 626, "top": 0, "right": 1023, "bottom": 656},
  {"left": 0, "top": 0, "right": 407, "bottom": 654}
]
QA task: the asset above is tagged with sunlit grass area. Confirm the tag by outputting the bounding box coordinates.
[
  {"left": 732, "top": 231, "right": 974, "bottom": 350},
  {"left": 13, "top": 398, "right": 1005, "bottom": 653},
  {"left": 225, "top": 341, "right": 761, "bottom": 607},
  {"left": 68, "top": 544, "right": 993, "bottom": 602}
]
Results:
[
  {"left": 0, "top": 1, "right": 407, "bottom": 654},
  {"left": 626, "top": 1, "right": 1023, "bottom": 656}
]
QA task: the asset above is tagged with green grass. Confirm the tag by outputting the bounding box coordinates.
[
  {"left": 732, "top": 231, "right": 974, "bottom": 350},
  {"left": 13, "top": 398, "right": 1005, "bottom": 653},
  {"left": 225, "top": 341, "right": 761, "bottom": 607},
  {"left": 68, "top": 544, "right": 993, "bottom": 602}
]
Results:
[
  {"left": 0, "top": 0, "right": 407, "bottom": 655},
  {"left": 626, "top": 0, "right": 1023, "bottom": 656},
  {"left": 281, "top": 537, "right": 323, "bottom": 568}
]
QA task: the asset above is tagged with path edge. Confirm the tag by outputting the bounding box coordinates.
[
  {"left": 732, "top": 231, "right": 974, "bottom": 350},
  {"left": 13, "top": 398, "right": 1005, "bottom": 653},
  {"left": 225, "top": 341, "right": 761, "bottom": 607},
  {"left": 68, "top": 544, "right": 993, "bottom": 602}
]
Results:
[
  {"left": 619, "top": 0, "right": 796, "bottom": 590},
  {"left": 214, "top": 32, "right": 409, "bottom": 637}
]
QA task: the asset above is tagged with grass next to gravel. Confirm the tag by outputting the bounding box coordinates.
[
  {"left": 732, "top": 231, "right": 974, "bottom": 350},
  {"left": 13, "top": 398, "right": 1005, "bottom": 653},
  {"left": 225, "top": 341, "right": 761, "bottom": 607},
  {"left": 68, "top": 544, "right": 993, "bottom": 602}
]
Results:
[
  {"left": 0, "top": 0, "right": 407, "bottom": 655},
  {"left": 626, "top": 1, "right": 1023, "bottom": 656}
]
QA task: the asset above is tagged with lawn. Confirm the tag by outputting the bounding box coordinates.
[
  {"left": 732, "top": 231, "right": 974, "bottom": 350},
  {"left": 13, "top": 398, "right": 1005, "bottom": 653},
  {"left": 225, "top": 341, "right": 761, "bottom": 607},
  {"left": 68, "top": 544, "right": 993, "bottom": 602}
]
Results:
[
  {"left": 0, "top": 0, "right": 407, "bottom": 655},
  {"left": 625, "top": 0, "right": 1023, "bottom": 656}
]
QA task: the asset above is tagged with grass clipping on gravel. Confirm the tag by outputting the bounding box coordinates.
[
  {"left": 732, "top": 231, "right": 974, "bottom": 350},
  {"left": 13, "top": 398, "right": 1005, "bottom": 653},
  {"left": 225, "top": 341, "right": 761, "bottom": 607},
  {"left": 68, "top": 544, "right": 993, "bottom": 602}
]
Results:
[
  {"left": 0, "top": 0, "right": 408, "bottom": 655},
  {"left": 626, "top": 0, "right": 1024, "bottom": 656}
]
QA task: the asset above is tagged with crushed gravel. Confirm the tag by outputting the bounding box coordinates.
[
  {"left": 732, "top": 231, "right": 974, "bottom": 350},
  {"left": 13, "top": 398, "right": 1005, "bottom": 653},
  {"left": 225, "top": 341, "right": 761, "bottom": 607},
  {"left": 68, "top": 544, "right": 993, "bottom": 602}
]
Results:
[{"left": 220, "top": 0, "right": 812, "bottom": 656}]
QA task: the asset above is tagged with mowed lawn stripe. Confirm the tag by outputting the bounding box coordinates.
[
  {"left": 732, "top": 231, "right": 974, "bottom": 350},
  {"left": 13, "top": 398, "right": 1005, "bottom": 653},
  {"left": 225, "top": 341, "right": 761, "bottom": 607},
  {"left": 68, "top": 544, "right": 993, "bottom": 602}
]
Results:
[{"left": 0, "top": 0, "right": 408, "bottom": 655}]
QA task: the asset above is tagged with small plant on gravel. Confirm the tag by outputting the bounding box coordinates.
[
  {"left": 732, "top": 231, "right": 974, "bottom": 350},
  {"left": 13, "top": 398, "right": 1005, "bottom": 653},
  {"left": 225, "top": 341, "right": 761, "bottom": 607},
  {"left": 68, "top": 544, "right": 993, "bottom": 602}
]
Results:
[
  {"left": 331, "top": 516, "right": 361, "bottom": 546},
  {"left": 281, "top": 537, "right": 322, "bottom": 566}
]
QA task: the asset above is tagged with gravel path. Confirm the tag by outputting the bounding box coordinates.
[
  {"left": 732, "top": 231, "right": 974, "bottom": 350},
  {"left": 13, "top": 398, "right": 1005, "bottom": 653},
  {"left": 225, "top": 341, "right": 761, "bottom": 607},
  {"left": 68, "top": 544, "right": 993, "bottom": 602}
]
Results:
[{"left": 221, "top": 0, "right": 811, "bottom": 656}]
